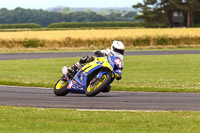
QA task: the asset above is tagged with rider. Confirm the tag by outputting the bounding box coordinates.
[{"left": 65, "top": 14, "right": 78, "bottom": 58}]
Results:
[{"left": 66, "top": 40, "right": 125, "bottom": 92}]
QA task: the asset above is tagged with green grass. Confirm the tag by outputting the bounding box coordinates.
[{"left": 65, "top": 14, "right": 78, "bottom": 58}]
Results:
[
  {"left": 121, "top": 54, "right": 200, "bottom": 92},
  {"left": 0, "top": 106, "right": 200, "bottom": 133},
  {"left": 0, "top": 55, "right": 200, "bottom": 92}
]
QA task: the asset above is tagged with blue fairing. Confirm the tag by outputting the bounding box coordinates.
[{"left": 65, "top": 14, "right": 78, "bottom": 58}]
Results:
[
  {"left": 107, "top": 56, "right": 123, "bottom": 70},
  {"left": 107, "top": 56, "right": 115, "bottom": 69},
  {"left": 66, "top": 71, "right": 88, "bottom": 93},
  {"left": 87, "top": 65, "right": 102, "bottom": 75}
]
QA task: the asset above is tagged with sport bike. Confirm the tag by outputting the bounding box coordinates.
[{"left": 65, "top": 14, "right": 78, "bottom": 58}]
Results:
[{"left": 54, "top": 56, "right": 123, "bottom": 97}]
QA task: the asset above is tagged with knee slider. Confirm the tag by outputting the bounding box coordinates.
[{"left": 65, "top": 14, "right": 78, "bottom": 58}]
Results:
[
  {"left": 79, "top": 56, "right": 94, "bottom": 64},
  {"left": 79, "top": 56, "right": 88, "bottom": 64}
]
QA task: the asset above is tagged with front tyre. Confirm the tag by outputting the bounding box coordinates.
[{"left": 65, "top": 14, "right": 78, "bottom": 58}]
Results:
[
  {"left": 85, "top": 74, "right": 111, "bottom": 97},
  {"left": 54, "top": 79, "right": 69, "bottom": 96}
]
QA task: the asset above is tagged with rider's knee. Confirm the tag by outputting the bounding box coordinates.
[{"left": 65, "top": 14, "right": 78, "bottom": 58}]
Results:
[{"left": 79, "top": 56, "right": 94, "bottom": 64}]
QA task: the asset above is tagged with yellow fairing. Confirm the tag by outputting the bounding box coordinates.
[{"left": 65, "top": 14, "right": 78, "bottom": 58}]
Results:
[
  {"left": 56, "top": 80, "right": 68, "bottom": 89},
  {"left": 81, "top": 57, "right": 113, "bottom": 73}
]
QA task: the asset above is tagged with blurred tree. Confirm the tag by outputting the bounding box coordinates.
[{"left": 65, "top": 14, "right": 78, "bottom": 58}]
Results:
[
  {"left": 123, "top": 11, "right": 137, "bottom": 18},
  {"left": 133, "top": 0, "right": 166, "bottom": 27},
  {"left": 98, "top": 9, "right": 111, "bottom": 16},
  {"left": 182, "top": 0, "right": 200, "bottom": 27},
  {"left": 133, "top": 0, "right": 200, "bottom": 27},
  {"left": 62, "top": 7, "right": 70, "bottom": 14},
  {"left": 0, "top": 7, "right": 135, "bottom": 27}
]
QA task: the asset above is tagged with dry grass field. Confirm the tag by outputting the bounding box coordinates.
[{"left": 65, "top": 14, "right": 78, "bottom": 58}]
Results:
[
  {"left": 1, "top": 28, "right": 200, "bottom": 50},
  {"left": 1, "top": 28, "right": 200, "bottom": 39}
]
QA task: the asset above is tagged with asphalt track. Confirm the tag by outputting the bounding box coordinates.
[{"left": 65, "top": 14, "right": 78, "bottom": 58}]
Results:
[
  {"left": 1, "top": 50, "right": 200, "bottom": 60},
  {"left": 0, "top": 85, "right": 200, "bottom": 111},
  {"left": 1, "top": 50, "right": 200, "bottom": 111}
]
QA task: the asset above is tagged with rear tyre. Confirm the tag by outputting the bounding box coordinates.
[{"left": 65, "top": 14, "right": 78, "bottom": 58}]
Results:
[
  {"left": 85, "top": 74, "right": 111, "bottom": 97},
  {"left": 54, "top": 79, "right": 69, "bottom": 96}
]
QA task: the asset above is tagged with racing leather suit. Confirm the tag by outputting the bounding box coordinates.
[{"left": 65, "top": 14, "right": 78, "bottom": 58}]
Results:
[{"left": 68, "top": 48, "right": 123, "bottom": 78}]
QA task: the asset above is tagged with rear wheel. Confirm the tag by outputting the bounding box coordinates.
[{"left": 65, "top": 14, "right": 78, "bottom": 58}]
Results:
[
  {"left": 85, "top": 74, "right": 111, "bottom": 97},
  {"left": 54, "top": 79, "right": 69, "bottom": 96}
]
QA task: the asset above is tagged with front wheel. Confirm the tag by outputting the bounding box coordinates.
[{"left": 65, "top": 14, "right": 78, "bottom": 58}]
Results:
[
  {"left": 85, "top": 74, "right": 111, "bottom": 97},
  {"left": 54, "top": 79, "right": 69, "bottom": 96}
]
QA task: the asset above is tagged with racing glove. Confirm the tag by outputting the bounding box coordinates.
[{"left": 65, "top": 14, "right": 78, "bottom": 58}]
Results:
[{"left": 114, "top": 70, "right": 122, "bottom": 80}]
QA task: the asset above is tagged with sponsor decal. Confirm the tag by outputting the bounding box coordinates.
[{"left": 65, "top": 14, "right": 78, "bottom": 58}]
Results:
[
  {"left": 67, "top": 80, "right": 73, "bottom": 89},
  {"left": 67, "top": 80, "right": 84, "bottom": 90},
  {"left": 72, "top": 80, "right": 84, "bottom": 90}
]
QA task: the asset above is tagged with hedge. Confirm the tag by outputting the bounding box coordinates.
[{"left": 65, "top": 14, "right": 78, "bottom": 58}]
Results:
[
  {"left": 0, "top": 23, "right": 42, "bottom": 29},
  {"left": 48, "top": 22, "right": 143, "bottom": 28}
]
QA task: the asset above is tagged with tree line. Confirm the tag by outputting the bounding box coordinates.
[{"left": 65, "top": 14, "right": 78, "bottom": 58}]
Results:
[
  {"left": 0, "top": 8, "right": 136, "bottom": 27},
  {"left": 133, "top": 0, "right": 200, "bottom": 27}
]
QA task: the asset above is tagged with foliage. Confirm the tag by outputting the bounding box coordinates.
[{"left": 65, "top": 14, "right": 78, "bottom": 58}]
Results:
[
  {"left": 23, "top": 38, "right": 44, "bottom": 48},
  {"left": 133, "top": 0, "right": 200, "bottom": 27},
  {"left": 0, "top": 23, "right": 41, "bottom": 29},
  {"left": 61, "top": 7, "right": 70, "bottom": 14},
  {"left": 48, "top": 22, "right": 139, "bottom": 28},
  {"left": 0, "top": 8, "right": 70, "bottom": 27},
  {"left": 0, "top": 8, "right": 137, "bottom": 27}
]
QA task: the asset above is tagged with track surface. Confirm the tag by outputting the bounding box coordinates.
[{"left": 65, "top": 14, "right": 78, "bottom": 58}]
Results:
[
  {"left": 1, "top": 50, "right": 200, "bottom": 60},
  {"left": 1, "top": 50, "right": 200, "bottom": 111},
  {"left": 0, "top": 85, "right": 200, "bottom": 111}
]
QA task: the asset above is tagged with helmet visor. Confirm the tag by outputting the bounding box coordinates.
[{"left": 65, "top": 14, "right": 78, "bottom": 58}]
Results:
[{"left": 113, "top": 46, "right": 124, "bottom": 55}]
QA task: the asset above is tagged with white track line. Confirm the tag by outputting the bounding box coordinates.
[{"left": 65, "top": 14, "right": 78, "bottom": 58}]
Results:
[
  {"left": 0, "top": 85, "right": 52, "bottom": 90},
  {"left": 77, "top": 109, "right": 168, "bottom": 112}
]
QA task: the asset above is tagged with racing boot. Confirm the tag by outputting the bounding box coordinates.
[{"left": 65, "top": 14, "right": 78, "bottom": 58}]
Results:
[
  {"left": 67, "top": 56, "right": 94, "bottom": 78},
  {"left": 102, "top": 85, "right": 111, "bottom": 93},
  {"left": 62, "top": 66, "right": 68, "bottom": 75},
  {"left": 68, "top": 56, "right": 94, "bottom": 72},
  {"left": 67, "top": 62, "right": 79, "bottom": 78}
]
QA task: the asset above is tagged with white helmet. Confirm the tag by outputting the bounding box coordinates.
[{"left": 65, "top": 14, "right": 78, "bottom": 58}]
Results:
[{"left": 111, "top": 40, "right": 125, "bottom": 59}]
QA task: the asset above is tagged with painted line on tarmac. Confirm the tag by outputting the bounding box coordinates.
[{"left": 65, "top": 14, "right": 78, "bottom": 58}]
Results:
[
  {"left": 0, "top": 85, "right": 52, "bottom": 90},
  {"left": 77, "top": 109, "right": 168, "bottom": 112}
]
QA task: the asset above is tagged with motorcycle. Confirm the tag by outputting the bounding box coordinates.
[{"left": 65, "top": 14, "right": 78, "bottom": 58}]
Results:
[{"left": 54, "top": 56, "right": 123, "bottom": 97}]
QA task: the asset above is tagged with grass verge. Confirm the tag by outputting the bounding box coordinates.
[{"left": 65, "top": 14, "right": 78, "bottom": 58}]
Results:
[
  {"left": 0, "top": 106, "right": 200, "bottom": 133},
  {"left": 1, "top": 45, "right": 200, "bottom": 53},
  {"left": 0, "top": 55, "right": 200, "bottom": 92}
]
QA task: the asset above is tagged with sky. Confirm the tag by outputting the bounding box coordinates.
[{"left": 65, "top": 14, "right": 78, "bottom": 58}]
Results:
[{"left": 0, "top": 0, "right": 142, "bottom": 9}]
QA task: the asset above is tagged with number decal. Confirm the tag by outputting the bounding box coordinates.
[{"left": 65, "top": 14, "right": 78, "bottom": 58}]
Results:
[{"left": 114, "top": 58, "right": 122, "bottom": 68}]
